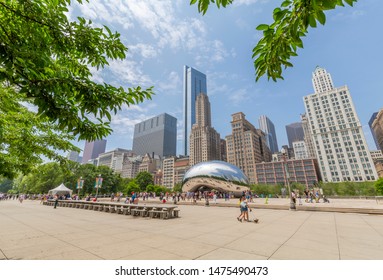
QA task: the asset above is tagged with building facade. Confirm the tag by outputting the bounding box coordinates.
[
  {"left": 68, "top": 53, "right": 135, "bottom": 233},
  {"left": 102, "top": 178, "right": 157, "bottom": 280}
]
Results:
[
  {"left": 174, "top": 157, "right": 190, "bottom": 186},
  {"left": 226, "top": 112, "right": 272, "bottom": 184},
  {"left": 121, "top": 155, "right": 142, "bottom": 179},
  {"left": 371, "top": 109, "right": 383, "bottom": 151},
  {"left": 82, "top": 139, "right": 107, "bottom": 164},
  {"left": 132, "top": 113, "right": 177, "bottom": 157},
  {"left": 303, "top": 67, "right": 377, "bottom": 182},
  {"left": 285, "top": 122, "right": 304, "bottom": 149},
  {"left": 182, "top": 65, "right": 207, "bottom": 156},
  {"left": 162, "top": 157, "right": 176, "bottom": 189},
  {"left": 67, "top": 151, "right": 80, "bottom": 163},
  {"left": 370, "top": 150, "right": 383, "bottom": 178},
  {"left": 369, "top": 112, "right": 379, "bottom": 150},
  {"left": 292, "top": 141, "right": 309, "bottom": 160},
  {"left": 255, "top": 158, "right": 321, "bottom": 187},
  {"left": 259, "top": 115, "right": 279, "bottom": 153},
  {"left": 189, "top": 93, "right": 221, "bottom": 166},
  {"left": 301, "top": 113, "right": 317, "bottom": 158},
  {"left": 97, "top": 149, "right": 133, "bottom": 173},
  {"left": 138, "top": 153, "right": 161, "bottom": 175}
]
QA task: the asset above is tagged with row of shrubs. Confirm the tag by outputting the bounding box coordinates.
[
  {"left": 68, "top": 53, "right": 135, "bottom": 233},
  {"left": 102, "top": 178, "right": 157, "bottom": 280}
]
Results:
[{"left": 249, "top": 180, "right": 382, "bottom": 197}]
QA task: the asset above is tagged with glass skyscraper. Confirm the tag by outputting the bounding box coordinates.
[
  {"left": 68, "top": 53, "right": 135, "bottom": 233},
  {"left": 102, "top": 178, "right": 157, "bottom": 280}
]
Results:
[
  {"left": 182, "top": 65, "right": 207, "bottom": 156},
  {"left": 132, "top": 113, "right": 177, "bottom": 158},
  {"left": 259, "top": 115, "right": 279, "bottom": 153},
  {"left": 82, "top": 139, "right": 107, "bottom": 164},
  {"left": 285, "top": 122, "right": 304, "bottom": 148}
]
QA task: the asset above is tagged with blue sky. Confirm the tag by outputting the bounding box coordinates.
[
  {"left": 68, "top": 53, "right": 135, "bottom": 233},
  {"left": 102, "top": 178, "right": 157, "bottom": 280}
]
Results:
[{"left": 69, "top": 0, "right": 383, "bottom": 156}]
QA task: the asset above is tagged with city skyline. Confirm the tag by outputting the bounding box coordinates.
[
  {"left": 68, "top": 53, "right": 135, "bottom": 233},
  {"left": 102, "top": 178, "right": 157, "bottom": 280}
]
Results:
[{"left": 67, "top": 0, "right": 383, "bottom": 155}]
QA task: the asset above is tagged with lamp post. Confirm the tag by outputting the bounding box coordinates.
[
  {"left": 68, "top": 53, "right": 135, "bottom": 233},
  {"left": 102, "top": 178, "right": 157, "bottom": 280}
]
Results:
[
  {"left": 281, "top": 148, "right": 296, "bottom": 210},
  {"left": 95, "top": 174, "right": 102, "bottom": 198},
  {"left": 76, "top": 177, "right": 84, "bottom": 199}
]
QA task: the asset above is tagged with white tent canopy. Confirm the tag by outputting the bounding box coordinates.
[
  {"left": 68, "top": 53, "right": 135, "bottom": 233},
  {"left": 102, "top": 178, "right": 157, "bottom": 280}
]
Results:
[{"left": 48, "top": 183, "right": 73, "bottom": 196}]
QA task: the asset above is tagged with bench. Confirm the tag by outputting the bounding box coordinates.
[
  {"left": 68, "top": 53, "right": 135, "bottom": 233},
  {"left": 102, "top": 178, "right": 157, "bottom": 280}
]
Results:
[
  {"left": 117, "top": 207, "right": 125, "bottom": 214},
  {"left": 148, "top": 209, "right": 168, "bottom": 219},
  {"left": 376, "top": 196, "right": 383, "bottom": 204},
  {"left": 109, "top": 206, "right": 116, "bottom": 213},
  {"left": 173, "top": 209, "right": 180, "bottom": 217},
  {"left": 123, "top": 207, "right": 131, "bottom": 215}
]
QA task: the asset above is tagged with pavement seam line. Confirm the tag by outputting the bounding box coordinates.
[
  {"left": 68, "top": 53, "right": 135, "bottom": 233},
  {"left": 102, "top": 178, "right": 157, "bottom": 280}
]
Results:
[
  {"left": 360, "top": 215, "right": 383, "bottom": 238},
  {"left": 267, "top": 212, "right": 313, "bottom": 260},
  {"left": 333, "top": 213, "right": 341, "bottom": 260},
  {"left": 0, "top": 248, "right": 9, "bottom": 260}
]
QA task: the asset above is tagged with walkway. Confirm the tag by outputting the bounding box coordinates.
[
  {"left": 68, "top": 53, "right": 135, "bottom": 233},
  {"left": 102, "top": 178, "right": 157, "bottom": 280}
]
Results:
[{"left": 0, "top": 199, "right": 382, "bottom": 260}]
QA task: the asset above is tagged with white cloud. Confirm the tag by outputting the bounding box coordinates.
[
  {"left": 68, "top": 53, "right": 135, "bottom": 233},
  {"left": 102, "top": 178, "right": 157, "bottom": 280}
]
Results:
[
  {"left": 228, "top": 88, "right": 251, "bottom": 105},
  {"left": 128, "top": 43, "right": 159, "bottom": 59},
  {"left": 75, "top": 0, "right": 134, "bottom": 29},
  {"left": 111, "top": 102, "right": 157, "bottom": 135},
  {"left": 108, "top": 59, "right": 152, "bottom": 87},
  {"left": 333, "top": 9, "right": 366, "bottom": 21},
  {"left": 234, "top": 0, "right": 270, "bottom": 6},
  {"left": 158, "top": 71, "right": 182, "bottom": 93}
]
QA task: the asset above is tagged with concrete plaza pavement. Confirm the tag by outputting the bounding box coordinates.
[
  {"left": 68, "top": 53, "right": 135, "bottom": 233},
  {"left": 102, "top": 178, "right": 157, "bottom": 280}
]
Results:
[{"left": 0, "top": 198, "right": 383, "bottom": 260}]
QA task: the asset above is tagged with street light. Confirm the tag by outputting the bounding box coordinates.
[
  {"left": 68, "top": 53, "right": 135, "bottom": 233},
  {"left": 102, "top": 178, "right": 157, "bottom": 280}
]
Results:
[
  {"left": 76, "top": 177, "right": 84, "bottom": 198},
  {"left": 281, "top": 148, "right": 296, "bottom": 210},
  {"left": 95, "top": 174, "right": 102, "bottom": 198}
]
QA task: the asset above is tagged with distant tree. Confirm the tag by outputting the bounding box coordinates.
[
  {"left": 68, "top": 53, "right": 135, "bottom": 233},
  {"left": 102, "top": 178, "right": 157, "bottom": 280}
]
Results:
[
  {"left": 146, "top": 184, "right": 155, "bottom": 193},
  {"left": 0, "top": 177, "right": 13, "bottom": 193},
  {"left": 126, "top": 180, "right": 141, "bottom": 196},
  {"left": 135, "top": 172, "right": 154, "bottom": 191},
  {"left": 191, "top": 0, "right": 358, "bottom": 81},
  {"left": 18, "top": 162, "right": 64, "bottom": 194},
  {"left": 153, "top": 185, "right": 169, "bottom": 196},
  {"left": 172, "top": 183, "right": 183, "bottom": 193},
  {"left": 374, "top": 178, "right": 383, "bottom": 196}
]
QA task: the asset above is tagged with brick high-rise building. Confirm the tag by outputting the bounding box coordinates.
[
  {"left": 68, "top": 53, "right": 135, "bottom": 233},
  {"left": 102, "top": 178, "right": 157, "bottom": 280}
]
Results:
[{"left": 225, "top": 112, "right": 271, "bottom": 184}]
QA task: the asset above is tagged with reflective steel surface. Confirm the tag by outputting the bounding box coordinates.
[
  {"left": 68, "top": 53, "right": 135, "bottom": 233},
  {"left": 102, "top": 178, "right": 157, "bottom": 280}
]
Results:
[{"left": 183, "top": 160, "right": 249, "bottom": 185}]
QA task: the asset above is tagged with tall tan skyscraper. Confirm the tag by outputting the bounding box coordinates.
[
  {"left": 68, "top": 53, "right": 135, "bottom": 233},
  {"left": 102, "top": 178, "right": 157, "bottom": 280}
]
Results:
[
  {"left": 189, "top": 93, "right": 221, "bottom": 166},
  {"left": 226, "top": 112, "right": 272, "bottom": 184}
]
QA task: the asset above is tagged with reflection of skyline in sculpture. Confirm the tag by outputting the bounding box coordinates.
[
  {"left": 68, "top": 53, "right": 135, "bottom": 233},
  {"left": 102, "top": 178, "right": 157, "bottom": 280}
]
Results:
[{"left": 182, "top": 161, "right": 249, "bottom": 197}]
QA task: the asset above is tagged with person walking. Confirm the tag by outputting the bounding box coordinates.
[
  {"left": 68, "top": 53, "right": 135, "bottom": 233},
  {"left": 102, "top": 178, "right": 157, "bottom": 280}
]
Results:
[{"left": 53, "top": 195, "right": 59, "bottom": 209}]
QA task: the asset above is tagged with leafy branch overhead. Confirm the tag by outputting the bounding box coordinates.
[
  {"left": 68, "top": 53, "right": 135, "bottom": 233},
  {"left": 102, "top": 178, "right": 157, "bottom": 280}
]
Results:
[
  {"left": 190, "top": 0, "right": 358, "bottom": 81},
  {"left": 0, "top": 0, "right": 154, "bottom": 178},
  {"left": 0, "top": 0, "right": 154, "bottom": 141}
]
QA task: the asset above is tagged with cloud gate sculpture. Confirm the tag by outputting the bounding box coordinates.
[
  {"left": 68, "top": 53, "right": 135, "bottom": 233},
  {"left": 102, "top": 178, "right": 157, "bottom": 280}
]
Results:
[{"left": 182, "top": 160, "right": 250, "bottom": 197}]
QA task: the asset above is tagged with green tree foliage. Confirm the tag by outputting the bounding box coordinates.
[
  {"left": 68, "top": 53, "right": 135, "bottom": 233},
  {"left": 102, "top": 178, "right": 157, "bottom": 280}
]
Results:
[
  {"left": 0, "top": 176, "right": 13, "bottom": 193},
  {"left": 125, "top": 180, "right": 141, "bottom": 195},
  {"left": 0, "top": 87, "right": 78, "bottom": 179},
  {"left": 0, "top": 0, "right": 154, "bottom": 177},
  {"left": 153, "top": 185, "right": 169, "bottom": 196},
  {"left": 135, "top": 171, "right": 154, "bottom": 191},
  {"left": 172, "top": 182, "right": 183, "bottom": 193},
  {"left": 19, "top": 162, "right": 65, "bottom": 194},
  {"left": 374, "top": 178, "right": 383, "bottom": 195},
  {"left": 321, "top": 181, "right": 376, "bottom": 196},
  {"left": 10, "top": 161, "right": 123, "bottom": 195},
  {"left": 190, "top": 0, "right": 358, "bottom": 81}
]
